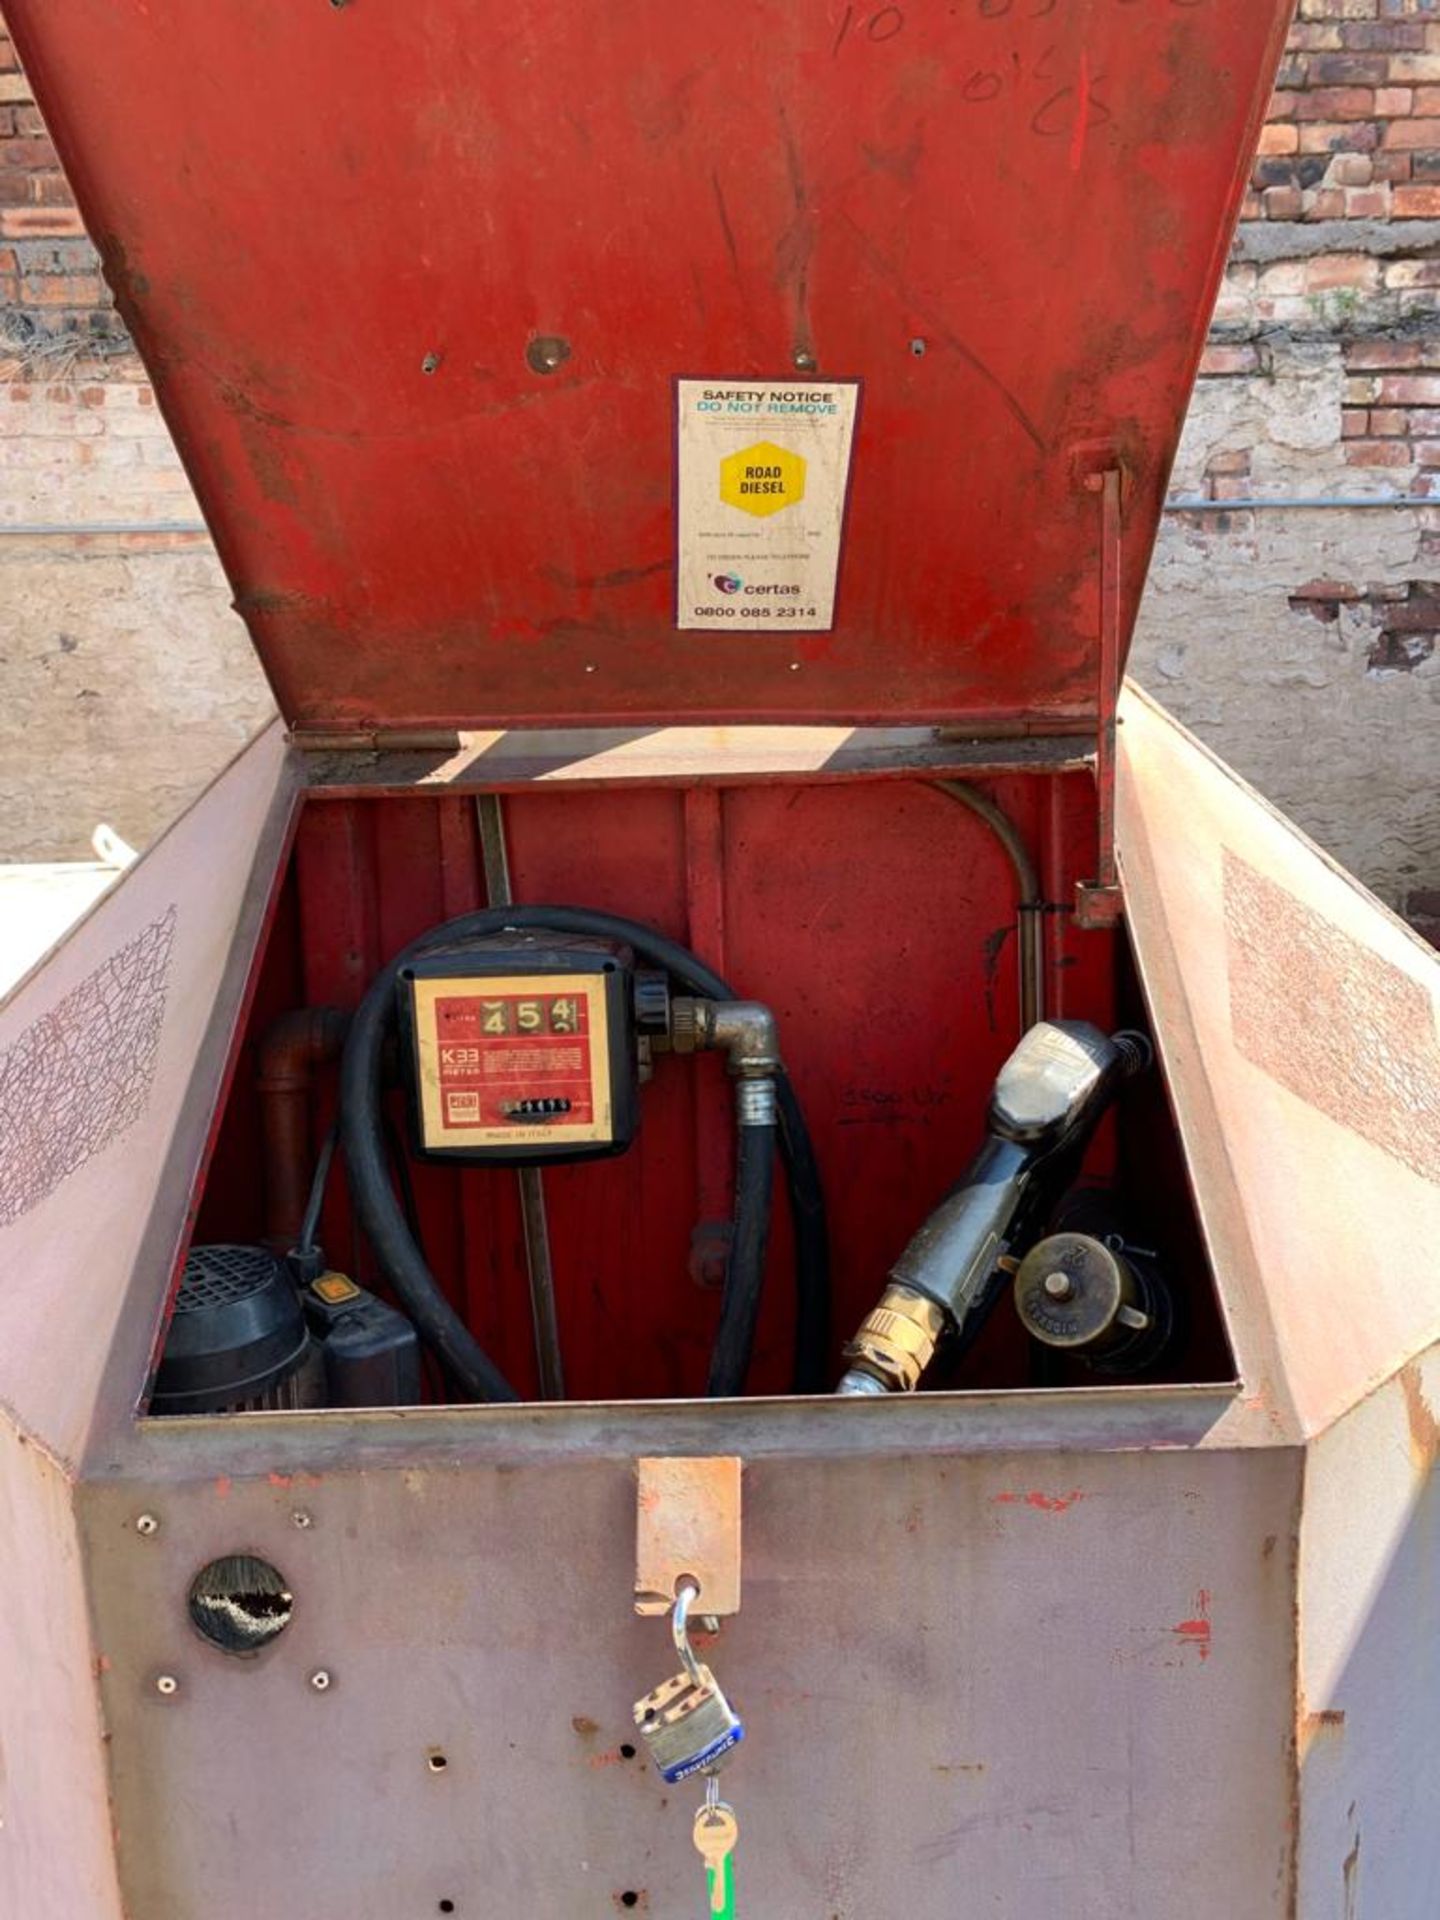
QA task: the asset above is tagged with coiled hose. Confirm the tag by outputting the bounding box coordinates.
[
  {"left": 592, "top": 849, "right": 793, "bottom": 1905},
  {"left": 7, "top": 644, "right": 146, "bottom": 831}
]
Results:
[{"left": 338, "top": 906, "right": 829, "bottom": 1403}]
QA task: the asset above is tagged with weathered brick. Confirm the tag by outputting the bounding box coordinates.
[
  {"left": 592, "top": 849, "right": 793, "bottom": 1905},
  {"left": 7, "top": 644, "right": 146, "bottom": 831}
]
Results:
[
  {"left": 1328, "top": 150, "right": 1376, "bottom": 182},
  {"left": 1258, "top": 122, "right": 1301, "bottom": 156},
  {"left": 1303, "top": 186, "right": 1349, "bottom": 216},
  {"left": 1296, "top": 86, "right": 1377, "bottom": 118},
  {"left": 1343, "top": 407, "right": 1373, "bottom": 435},
  {"left": 1265, "top": 185, "right": 1306, "bottom": 219},
  {"left": 1312, "top": 53, "right": 1391, "bottom": 83},
  {"left": 1199, "top": 345, "right": 1262, "bottom": 376},
  {"left": 1305, "top": 252, "right": 1381, "bottom": 289},
  {"left": 1368, "top": 407, "right": 1411, "bottom": 433},
  {"left": 1384, "top": 256, "right": 1440, "bottom": 285},
  {"left": 1300, "top": 120, "right": 1381, "bottom": 151},
  {"left": 1393, "top": 181, "right": 1440, "bottom": 209},
  {"left": 1383, "top": 114, "right": 1440, "bottom": 146},
  {"left": 1300, "top": 1, "right": 1381, "bottom": 22},
  {"left": 1379, "top": 373, "right": 1440, "bottom": 400},
  {"left": 1346, "top": 440, "right": 1415, "bottom": 466},
  {"left": 0, "top": 207, "right": 84, "bottom": 238},
  {"left": 1346, "top": 338, "right": 1432, "bottom": 367},
  {"left": 1376, "top": 86, "right": 1417, "bottom": 116}
]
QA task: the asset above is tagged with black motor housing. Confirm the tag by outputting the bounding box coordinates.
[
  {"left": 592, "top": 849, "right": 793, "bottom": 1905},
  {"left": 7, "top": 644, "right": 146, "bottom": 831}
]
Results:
[{"left": 152, "top": 1245, "right": 316, "bottom": 1415}]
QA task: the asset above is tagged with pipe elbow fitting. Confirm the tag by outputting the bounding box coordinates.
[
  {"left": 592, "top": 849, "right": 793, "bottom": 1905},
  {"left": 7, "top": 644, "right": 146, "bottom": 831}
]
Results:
[
  {"left": 256, "top": 1006, "right": 351, "bottom": 1093},
  {"left": 671, "top": 999, "right": 780, "bottom": 1127}
]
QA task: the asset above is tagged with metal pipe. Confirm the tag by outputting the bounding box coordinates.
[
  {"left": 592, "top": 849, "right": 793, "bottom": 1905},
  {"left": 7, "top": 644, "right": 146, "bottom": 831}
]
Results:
[
  {"left": 1, "top": 496, "right": 1427, "bottom": 543},
  {"left": 256, "top": 1007, "right": 350, "bottom": 1248},
  {"left": 933, "top": 781, "right": 1044, "bottom": 1031},
  {"left": 1164, "top": 495, "right": 1434, "bottom": 513},
  {"left": 0, "top": 520, "right": 211, "bottom": 537},
  {"left": 474, "top": 792, "right": 566, "bottom": 1403}
]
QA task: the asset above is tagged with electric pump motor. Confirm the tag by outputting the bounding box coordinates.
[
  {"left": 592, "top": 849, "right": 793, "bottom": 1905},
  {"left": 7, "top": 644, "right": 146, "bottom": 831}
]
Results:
[
  {"left": 397, "top": 934, "right": 640, "bottom": 1165},
  {"left": 151, "top": 1245, "right": 319, "bottom": 1416}
]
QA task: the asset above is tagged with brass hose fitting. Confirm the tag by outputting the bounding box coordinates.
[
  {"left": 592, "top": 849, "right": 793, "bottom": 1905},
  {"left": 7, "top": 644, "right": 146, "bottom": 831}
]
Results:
[{"left": 839, "top": 1284, "right": 947, "bottom": 1394}]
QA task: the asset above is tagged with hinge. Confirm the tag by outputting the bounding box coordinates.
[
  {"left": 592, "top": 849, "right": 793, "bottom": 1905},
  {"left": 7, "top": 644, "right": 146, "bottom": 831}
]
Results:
[
  {"left": 1074, "top": 464, "right": 1125, "bottom": 931},
  {"left": 289, "top": 727, "right": 464, "bottom": 754}
]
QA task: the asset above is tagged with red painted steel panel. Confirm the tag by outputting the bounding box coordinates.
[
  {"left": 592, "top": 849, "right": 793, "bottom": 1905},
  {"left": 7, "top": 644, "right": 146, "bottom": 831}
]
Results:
[{"left": 10, "top": 1, "right": 1289, "bottom": 732}]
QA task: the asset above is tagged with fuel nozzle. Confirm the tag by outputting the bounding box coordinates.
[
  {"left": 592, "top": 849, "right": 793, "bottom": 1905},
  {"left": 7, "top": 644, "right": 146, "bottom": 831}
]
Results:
[{"left": 836, "top": 1021, "right": 1151, "bottom": 1396}]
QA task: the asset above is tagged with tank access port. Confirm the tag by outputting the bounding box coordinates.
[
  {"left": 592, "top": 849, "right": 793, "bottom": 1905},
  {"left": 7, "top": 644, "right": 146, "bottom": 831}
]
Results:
[
  {"left": 1013, "top": 1231, "right": 1174, "bottom": 1376},
  {"left": 835, "top": 1021, "right": 1153, "bottom": 1396}
]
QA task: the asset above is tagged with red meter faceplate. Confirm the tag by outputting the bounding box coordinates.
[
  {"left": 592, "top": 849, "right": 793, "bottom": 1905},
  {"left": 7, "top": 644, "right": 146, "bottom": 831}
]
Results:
[
  {"left": 398, "top": 938, "right": 639, "bottom": 1166},
  {"left": 414, "top": 974, "right": 610, "bottom": 1151}
]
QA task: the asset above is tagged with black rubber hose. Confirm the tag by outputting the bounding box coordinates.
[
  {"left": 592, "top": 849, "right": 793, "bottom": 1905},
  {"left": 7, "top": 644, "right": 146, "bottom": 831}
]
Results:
[
  {"left": 706, "top": 1118, "right": 778, "bottom": 1396},
  {"left": 338, "top": 905, "right": 830, "bottom": 1401}
]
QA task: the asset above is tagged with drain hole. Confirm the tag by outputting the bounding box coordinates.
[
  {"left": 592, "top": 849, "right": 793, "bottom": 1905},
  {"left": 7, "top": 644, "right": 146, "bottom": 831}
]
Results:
[
  {"left": 187, "top": 1554, "right": 292, "bottom": 1655},
  {"left": 619, "top": 1742, "right": 636, "bottom": 1760},
  {"left": 427, "top": 1752, "right": 448, "bottom": 1773},
  {"left": 439, "top": 1903, "right": 456, "bottom": 1914},
  {"left": 621, "top": 1894, "right": 639, "bottom": 1909}
]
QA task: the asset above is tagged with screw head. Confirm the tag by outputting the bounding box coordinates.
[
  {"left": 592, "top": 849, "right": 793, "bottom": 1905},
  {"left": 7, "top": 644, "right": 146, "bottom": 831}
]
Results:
[
  {"left": 309, "top": 1669, "right": 332, "bottom": 1692},
  {"left": 155, "top": 1674, "right": 178, "bottom": 1697},
  {"left": 291, "top": 1510, "right": 313, "bottom": 1530},
  {"left": 1043, "top": 1272, "right": 1076, "bottom": 1303},
  {"left": 135, "top": 1513, "right": 160, "bottom": 1537},
  {"left": 793, "top": 347, "right": 817, "bottom": 370}
]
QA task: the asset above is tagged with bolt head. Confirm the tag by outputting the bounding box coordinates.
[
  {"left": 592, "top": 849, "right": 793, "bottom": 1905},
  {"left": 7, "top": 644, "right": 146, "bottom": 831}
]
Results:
[
  {"left": 155, "top": 1674, "right": 178, "bottom": 1697},
  {"left": 309, "top": 1669, "right": 332, "bottom": 1692},
  {"left": 291, "top": 1510, "right": 313, "bottom": 1529},
  {"left": 135, "top": 1513, "right": 160, "bottom": 1536},
  {"left": 1043, "top": 1272, "right": 1075, "bottom": 1303}
]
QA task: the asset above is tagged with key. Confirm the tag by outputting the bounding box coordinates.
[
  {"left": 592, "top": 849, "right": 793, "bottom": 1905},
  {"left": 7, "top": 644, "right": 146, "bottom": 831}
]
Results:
[{"left": 693, "top": 1801, "right": 738, "bottom": 1919}]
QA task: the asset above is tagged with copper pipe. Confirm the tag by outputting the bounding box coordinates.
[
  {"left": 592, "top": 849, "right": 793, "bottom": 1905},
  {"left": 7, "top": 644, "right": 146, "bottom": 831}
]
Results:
[{"left": 256, "top": 1008, "right": 350, "bottom": 1248}]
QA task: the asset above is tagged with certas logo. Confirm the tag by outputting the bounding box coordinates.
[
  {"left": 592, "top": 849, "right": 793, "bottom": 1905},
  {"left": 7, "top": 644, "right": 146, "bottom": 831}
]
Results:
[{"left": 714, "top": 573, "right": 743, "bottom": 594}]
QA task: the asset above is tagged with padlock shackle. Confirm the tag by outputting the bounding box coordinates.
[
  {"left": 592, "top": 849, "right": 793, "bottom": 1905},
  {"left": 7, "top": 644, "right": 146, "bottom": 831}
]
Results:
[{"left": 672, "top": 1579, "right": 705, "bottom": 1687}]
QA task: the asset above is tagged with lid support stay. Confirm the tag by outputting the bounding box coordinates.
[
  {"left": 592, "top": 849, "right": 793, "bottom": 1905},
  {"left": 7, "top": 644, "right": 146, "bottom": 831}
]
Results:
[{"left": 1075, "top": 467, "right": 1125, "bottom": 932}]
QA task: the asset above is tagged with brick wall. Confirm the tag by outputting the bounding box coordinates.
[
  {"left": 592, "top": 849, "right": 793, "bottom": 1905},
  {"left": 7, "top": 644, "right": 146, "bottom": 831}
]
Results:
[{"left": 0, "top": 1, "right": 1438, "bottom": 926}]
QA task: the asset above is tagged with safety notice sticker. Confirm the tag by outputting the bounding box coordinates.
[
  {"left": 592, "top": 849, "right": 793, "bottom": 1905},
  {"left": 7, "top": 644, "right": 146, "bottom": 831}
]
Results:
[{"left": 675, "top": 377, "right": 860, "bottom": 632}]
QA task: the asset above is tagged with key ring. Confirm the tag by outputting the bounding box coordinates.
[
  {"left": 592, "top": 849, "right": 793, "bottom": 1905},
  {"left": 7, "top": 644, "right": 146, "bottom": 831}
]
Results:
[{"left": 671, "top": 1577, "right": 705, "bottom": 1687}]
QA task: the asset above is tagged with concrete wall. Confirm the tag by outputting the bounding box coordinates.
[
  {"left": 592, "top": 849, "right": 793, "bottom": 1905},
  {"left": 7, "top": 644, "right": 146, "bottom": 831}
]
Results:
[{"left": 2, "top": 1, "right": 1439, "bottom": 926}]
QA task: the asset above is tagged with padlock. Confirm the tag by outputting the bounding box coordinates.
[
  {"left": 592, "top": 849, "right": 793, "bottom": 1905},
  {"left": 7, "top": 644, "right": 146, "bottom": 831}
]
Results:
[{"left": 632, "top": 1663, "right": 745, "bottom": 1783}]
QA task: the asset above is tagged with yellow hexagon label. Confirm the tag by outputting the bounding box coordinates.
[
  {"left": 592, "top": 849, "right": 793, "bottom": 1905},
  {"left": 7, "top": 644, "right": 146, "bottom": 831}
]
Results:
[{"left": 719, "top": 441, "right": 806, "bottom": 518}]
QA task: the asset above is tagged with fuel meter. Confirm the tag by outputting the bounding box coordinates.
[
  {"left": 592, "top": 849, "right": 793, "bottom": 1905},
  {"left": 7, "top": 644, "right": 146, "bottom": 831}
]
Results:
[{"left": 397, "top": 934, "right": 639, "bottom": 1165}]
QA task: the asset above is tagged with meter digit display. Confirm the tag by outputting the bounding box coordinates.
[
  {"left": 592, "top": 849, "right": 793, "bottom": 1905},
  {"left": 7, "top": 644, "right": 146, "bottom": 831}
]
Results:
[{"left": 409, "top": 972, "right": 614, "bottom": 1151}]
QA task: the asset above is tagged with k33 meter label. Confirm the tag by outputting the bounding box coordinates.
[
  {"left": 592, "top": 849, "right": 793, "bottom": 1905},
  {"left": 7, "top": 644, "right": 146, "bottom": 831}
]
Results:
[{"left": 675, "top": 377, "right": 860, "bottom": 632}]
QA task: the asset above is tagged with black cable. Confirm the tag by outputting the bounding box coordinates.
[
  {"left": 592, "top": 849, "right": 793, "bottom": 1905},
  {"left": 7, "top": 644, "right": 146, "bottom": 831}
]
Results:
[
  {"left": 296, "top": 1119, "right": 338, "bottom": 1257},
  {"left": 338, "top": 905, "right": 830, "bottom": 1402}
]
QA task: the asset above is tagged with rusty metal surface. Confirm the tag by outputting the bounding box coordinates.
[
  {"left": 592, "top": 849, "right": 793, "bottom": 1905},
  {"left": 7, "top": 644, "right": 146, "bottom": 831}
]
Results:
[
  {"left": 0, "top": 723, "right": 296, "bottom": 1471},
  {"left": 1115, "top": 684, "right": 1440, "bottom": 1440},
  {"left": 0, "top": 1421, "right": 124, "bottom": 1920},
  {"left": 81, "top": 1438, "right": 1299, "bottom": 1918},
  {"left": 7, "top": 2, "right": 1290, "bottom": 734},
  {"left": 635, "top": 1456, "right": 742, "bottom": 1616}
]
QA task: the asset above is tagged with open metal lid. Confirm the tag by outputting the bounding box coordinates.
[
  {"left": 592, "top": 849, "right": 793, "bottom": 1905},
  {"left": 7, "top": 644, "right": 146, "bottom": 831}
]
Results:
[{"left": 11, "top": 2, "right": 1289, "bottom": 736}]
